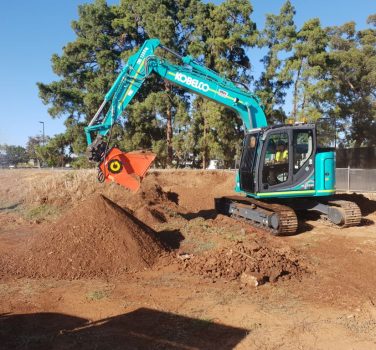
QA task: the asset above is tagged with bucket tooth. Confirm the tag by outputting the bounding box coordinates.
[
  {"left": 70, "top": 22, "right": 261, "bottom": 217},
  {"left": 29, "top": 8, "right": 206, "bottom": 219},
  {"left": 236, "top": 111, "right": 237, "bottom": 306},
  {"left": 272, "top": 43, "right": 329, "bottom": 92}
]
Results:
[{"left": 99, "top": 147, "right": 156, "bottom": 191}]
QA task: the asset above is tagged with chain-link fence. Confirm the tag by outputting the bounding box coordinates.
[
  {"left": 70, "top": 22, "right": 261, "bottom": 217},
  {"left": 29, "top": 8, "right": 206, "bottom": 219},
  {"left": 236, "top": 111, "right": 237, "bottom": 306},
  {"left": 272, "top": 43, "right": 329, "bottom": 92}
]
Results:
[
  {"left": 336, "top": 147, "right": 376, "bottom": 169},
  {"left": 336, "top": 168, "right": 376, "bottom": 192}
]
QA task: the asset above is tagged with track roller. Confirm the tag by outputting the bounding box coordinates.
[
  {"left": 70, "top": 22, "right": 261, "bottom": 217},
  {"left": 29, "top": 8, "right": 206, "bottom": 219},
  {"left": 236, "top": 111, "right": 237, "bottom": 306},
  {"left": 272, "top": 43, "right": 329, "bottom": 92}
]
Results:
[{"left": 215, "top": 196, "right": 298, "bottom": 236}]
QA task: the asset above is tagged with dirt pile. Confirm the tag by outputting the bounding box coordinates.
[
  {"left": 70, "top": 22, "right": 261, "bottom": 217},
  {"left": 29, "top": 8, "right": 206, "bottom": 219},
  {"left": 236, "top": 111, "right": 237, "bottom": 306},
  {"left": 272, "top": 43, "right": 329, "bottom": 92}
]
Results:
[
  {"left": 1, "top": 195, "right": 165, "bottom": 279},
  {"left": 109, "top": 177, "right": 179, "bottom": 227},
  {"left": 148, "top": 170, "right": 234, "bottom": 212},
  {"left": 181, "top": 239, "right": 307, "bottom": 285}
]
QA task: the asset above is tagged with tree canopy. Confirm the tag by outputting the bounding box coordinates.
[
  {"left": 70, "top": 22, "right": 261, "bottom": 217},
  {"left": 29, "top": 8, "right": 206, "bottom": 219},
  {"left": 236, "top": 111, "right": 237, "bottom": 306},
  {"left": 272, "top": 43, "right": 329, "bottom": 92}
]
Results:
[{"left": 37, "top": 0, "right": 376, "bottom": 169}]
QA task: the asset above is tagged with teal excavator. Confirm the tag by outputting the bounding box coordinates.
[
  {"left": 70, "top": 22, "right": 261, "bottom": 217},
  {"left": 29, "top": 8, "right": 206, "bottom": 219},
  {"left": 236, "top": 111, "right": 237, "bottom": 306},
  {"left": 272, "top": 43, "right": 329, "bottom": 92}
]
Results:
[{"left": 85, "top": 39, "right": 361, "bottom": 235}]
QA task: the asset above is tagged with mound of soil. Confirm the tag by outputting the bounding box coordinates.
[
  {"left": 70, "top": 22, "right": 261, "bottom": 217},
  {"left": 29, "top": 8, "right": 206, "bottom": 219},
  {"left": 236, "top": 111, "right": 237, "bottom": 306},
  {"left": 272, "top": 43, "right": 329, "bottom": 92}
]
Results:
[
  {"left": 182, "top": 240, "right": 307, "bottom": 285},
  {"left": 134, "top": 206, "right": 167, "bottom": 227},
  {"left": 1, "top": 195, "right": 165, "bottom": 279},
  {"left": 149, "top": 170, "right": 234, "bottom": 212},
  {"left": 115, "top": 179, "right": 176, "bottom": 211},
  {"left": 109, "top": 177, "right": 180, "bottom": 227}
]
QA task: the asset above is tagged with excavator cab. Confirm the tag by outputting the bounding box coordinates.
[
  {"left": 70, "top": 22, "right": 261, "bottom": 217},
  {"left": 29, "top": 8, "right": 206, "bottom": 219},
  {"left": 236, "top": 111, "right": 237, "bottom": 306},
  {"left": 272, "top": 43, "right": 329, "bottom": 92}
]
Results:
[
  {"left": 218, "top": 122, "right": 360, "bottom": 235},
  {"left": 239, "top": 124, "right": 322, "bottom": 198}
]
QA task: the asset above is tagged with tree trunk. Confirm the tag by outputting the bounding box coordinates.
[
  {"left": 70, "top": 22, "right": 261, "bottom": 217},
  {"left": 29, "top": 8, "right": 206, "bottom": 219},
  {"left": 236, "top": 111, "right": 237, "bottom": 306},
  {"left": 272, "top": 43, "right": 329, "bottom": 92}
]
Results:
[
  {"left": 166, "top": 108, "right": 173, "bottom": 167},
  {"left": 165, "top": 84, "right": 173, "bottom": 167},
  {"left": 301, "top": 89, "right": 307, "bottom": 118},
  {"left": 202, "top": 115, "right": 208, "bottom": 169},
  {"left": 292, "top": 59, "right": 303, "bottom": 121}
]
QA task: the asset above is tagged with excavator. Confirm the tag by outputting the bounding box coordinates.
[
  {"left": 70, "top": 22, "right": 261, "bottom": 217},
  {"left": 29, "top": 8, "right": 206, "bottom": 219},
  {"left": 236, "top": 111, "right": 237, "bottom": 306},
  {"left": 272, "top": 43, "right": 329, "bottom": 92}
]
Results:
[{"left": 85, "top": 38, "right": 361, "bottom": 235}]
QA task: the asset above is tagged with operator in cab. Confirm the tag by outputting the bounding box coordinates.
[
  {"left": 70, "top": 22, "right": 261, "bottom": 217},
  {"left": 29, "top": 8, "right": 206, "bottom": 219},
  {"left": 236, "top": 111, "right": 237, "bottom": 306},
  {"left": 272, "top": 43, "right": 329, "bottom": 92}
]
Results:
[{"left": 275, "top": 141, "right": 288, "bottom": 163}]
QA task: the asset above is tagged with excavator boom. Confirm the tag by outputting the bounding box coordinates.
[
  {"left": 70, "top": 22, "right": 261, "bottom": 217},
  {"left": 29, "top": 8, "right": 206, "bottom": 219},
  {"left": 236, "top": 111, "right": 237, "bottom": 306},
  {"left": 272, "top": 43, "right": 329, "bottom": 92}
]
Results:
[{"left": 85, "top": 38, "right": 267, "bottom": 191}]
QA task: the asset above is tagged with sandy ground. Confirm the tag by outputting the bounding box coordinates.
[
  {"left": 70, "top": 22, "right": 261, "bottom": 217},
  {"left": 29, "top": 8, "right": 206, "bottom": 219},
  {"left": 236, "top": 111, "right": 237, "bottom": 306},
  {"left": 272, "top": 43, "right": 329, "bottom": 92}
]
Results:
[{"left": 0, "top": 169, "right": 375, "bottom": 350}]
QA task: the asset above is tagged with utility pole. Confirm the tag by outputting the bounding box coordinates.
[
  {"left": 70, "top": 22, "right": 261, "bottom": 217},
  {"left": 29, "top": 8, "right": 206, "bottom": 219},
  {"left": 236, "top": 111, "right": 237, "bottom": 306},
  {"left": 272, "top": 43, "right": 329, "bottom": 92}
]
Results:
[
  {"left": 39, "top": 121, "right": 45, "bottom": 146},
  {"left": 38, "top": 121, "right": 45, "bottom": 168}
]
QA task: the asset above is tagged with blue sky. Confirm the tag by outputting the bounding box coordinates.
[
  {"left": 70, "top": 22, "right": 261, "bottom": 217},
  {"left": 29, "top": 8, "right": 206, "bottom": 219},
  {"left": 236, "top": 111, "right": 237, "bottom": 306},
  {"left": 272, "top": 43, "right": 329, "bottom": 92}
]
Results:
[{"left": 0, "top": 0, "right": 374, "bottom": 146}]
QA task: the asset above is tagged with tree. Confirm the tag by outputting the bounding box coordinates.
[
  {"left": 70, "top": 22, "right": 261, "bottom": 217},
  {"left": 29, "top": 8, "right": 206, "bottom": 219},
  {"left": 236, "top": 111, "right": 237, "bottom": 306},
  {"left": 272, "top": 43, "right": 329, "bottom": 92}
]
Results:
[
  {"left": 37, "top": 0, "right": 123, "bottom": 157},
  {"left": 26, "top": 136, "right": 46, "bottom": 166},
  {"left": 323, "top": 17, "right": 376, "bottom": 146},
  {"left": 39, "top": 0, "right": 204, "bottom": 167},
  {"left": 0, "top": 145, "right": 28, "bottom": 166},
  {"left": 114, "top": 0, "right": 200, "bottom": 166},
  {"left": 286, "top": 18, "right": 328, "bottom": 121},
  {"left": 188, "top": 0, "right": 257, "bottom": 168},
  {"left": 256, "top": 0, "right": 297, "bottom": 123},
  {"left": 36, "top": 0, "right": 261, "bottom": 169},
  {"left": 36, "top": 134, "right": 69, "bottom": 167}
]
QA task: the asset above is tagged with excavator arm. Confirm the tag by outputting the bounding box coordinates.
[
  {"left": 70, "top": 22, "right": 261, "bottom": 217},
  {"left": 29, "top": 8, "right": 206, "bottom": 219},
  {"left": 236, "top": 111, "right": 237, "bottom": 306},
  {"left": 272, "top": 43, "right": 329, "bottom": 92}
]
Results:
[
  {"left": 85, "top": 38, "right": 267, "bottom": 191},
  {"left": 85, "top": 39, "right": 162, "bottom": 145}
]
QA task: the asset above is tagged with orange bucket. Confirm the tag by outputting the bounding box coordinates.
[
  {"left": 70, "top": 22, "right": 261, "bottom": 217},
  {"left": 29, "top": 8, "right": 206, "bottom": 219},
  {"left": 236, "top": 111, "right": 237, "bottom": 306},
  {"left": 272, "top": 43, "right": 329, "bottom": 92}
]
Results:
[{"left": 99, "top": 147, "right": 156, "bottom": 191}]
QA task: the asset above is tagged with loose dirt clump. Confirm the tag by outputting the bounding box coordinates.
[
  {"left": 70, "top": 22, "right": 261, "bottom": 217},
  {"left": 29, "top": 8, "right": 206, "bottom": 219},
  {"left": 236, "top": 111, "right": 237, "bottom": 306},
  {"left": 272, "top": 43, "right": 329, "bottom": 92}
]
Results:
[
  {"left": 0, "top": 195, "right": 165, "bottom": 279},
  {"left": 182, "top": 239, "right": 307, "bottom": 285},
  {"left": 116, "top": 178, "right": 177, "bottom": 210}
]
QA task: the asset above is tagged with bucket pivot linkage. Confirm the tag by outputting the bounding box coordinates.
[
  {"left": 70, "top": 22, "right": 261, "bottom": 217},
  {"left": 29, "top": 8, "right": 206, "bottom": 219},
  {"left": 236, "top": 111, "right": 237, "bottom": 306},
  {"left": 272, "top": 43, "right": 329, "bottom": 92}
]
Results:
[{"left": 87, "top": 136, "right": 156, "bottom": 192}]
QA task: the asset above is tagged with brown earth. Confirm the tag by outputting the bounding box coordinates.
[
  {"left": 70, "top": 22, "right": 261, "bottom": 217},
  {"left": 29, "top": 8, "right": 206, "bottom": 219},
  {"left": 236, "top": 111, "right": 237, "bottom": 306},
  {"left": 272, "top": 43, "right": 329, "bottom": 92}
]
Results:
[
  {"left": 0, "top": 169, "right": 376, "bottom": 349},
  {"left": 0, "top": 194, "right": 166, "bottom": 279},
  {"left": 182, "top": 239, "right": 307, "bottom": 284}
]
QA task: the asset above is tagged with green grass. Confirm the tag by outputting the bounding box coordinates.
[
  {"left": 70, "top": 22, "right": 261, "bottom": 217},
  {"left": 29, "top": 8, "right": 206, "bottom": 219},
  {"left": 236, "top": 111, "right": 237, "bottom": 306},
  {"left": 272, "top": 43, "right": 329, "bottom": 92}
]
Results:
[
  {"left": 192, "top": 241, "right": 217, "bottom": 254},
  {"left": 86, "top": 290, "right": 109, "bottom": 301},
  {"left": 24, "top": 204, "right": 60, "bottom": 221}
]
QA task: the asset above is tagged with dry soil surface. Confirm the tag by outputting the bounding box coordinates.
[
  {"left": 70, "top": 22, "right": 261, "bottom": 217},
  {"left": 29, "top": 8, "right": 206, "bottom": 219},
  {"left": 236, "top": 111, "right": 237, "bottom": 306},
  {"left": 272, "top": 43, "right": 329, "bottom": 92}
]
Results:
[{"left": 0, "top": 169, "right": 376, "bottom": 350}]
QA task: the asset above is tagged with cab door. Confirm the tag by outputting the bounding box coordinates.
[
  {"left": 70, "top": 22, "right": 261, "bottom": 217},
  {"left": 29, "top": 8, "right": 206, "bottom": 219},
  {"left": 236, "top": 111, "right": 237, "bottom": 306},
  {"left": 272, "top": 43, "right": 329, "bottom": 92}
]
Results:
[
  {"left": 239, "top": 133, "right": 259, "bottom": 193},
  {"left": 258, "top": 129, "right": 292, "bottom": 192},
  {"left": 291, "top": 128, "right": 315, "bottom": 186}
]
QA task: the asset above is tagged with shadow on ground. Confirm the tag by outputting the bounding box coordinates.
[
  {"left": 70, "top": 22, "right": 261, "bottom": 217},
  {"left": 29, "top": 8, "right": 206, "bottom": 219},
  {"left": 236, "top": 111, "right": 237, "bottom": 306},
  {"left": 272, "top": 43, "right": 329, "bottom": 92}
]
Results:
[
  {"left": 0, "top": 203, "right": 21, "bottom": 211},
  {"left": 0, "top": 308, "right": 248, "bottom": 350},
  {"left": 336, "top": 193, "right": 376, "bottom": 216},
  {"left": 182, "top": 209, "right": 218, "bottom": 220},
  {"left": 158, "top": 229, "right": 185, "bottom": 249}
]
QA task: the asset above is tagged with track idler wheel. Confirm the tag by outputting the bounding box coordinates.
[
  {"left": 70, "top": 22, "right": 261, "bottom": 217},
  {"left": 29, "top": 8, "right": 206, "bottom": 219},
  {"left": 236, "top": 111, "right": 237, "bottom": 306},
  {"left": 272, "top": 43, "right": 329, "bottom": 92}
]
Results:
[
  {"left": 325, "top": 200, "right": 361, "bottom": 228},
  {"left": 270, "top": 213, "right": 280, "bottom": 231},
  {"left": 327, "top": 207, "right": 345, "bottom": 226}
]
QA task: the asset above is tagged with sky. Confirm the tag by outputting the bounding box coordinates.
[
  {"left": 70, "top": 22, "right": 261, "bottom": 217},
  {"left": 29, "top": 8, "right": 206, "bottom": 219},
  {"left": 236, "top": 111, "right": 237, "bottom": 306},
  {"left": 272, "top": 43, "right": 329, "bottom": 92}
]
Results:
[{"left": 0, "top": 0, "right": 374, "bottom": 146}]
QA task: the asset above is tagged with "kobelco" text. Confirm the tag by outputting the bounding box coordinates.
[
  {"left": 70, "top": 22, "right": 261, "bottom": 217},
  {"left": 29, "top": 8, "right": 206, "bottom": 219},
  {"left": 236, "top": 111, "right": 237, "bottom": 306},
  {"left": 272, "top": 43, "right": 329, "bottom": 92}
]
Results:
[{"left": 174, "top": 73, "right": 209, "bottom": 92}]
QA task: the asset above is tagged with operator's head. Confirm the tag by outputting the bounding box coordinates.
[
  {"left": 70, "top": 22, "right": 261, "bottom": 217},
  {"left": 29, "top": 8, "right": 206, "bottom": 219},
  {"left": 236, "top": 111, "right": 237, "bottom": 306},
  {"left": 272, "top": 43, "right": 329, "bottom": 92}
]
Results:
[
  {"left": 276, "top": 140, "right": 286, "bottom": 151},
  {"left": 249, "top": 136, "right": 256, "bottom": 148}
]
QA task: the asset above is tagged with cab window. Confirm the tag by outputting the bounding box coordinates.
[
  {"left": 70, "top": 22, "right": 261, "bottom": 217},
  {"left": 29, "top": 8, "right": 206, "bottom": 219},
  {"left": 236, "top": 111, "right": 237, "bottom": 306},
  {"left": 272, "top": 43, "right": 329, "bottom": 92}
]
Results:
[
  {"left": 262, "top": 132, "right": 289, "bottom": 186},
  {"left": 293, "top": 130, "right": 313, "bottom": 174}
]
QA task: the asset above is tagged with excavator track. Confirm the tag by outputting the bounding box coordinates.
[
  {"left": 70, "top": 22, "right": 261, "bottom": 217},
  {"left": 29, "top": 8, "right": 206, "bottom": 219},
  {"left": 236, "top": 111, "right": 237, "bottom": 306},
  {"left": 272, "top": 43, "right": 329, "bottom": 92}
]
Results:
[
  {"left": 322, "top": 200, "right": 362, "bottom": 228},
  {"left": 215, "top": 196, "right": 298, "bottom": 236}
]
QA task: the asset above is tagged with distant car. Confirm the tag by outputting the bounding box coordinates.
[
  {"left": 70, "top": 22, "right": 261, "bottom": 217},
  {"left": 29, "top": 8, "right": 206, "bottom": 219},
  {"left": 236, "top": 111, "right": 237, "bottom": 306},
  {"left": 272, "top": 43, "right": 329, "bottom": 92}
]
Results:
[{"left": 8, "top": 165, "right": 15, "bottom": 169}]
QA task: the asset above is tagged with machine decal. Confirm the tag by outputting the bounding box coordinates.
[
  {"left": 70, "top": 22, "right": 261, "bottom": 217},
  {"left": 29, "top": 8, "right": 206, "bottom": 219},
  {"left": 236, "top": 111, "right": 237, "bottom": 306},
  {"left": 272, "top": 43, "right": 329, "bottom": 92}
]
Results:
[
  {"left": 174, "top": 72, "right": 210, "bottom": 92},
  {"left": 218, "top": 89, "right": 228, "bottom": 97},
  {"left": 119, "top": 60, "right": 145, "bottom": 106}
]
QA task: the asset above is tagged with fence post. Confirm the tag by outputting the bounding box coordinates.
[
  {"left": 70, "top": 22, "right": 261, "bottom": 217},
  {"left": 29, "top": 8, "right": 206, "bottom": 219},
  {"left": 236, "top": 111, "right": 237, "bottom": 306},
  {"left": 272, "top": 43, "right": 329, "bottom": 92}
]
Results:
[{"left": 347, "top": 165, "right": 350, "bottom": 193}]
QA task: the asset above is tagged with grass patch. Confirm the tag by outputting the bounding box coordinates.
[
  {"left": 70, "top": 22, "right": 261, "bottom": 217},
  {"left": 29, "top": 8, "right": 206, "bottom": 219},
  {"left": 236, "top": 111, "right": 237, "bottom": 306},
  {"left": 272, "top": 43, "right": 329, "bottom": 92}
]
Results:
[
  {"left": 86, "top": 289, "right": 109, "bottom": 301},
  {"left": 24, "top": 204, "right": 60, "bottom": 221},
  {"left": 192, "top": 240, "right": 217, "bottom": 254}
]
